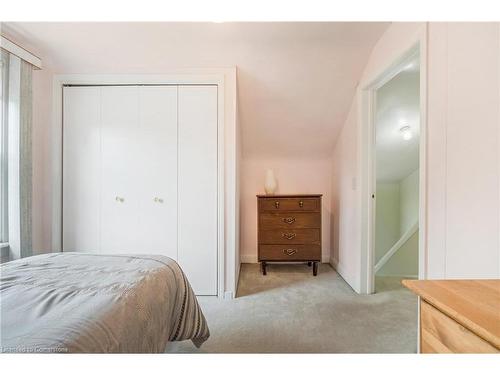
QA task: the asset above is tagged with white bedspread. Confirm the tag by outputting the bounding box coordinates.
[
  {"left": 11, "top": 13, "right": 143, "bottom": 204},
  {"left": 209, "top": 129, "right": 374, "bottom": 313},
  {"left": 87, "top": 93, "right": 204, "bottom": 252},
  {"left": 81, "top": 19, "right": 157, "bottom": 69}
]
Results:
[{"left": 0, "top": 253, "right": 209, "bottom": 353}]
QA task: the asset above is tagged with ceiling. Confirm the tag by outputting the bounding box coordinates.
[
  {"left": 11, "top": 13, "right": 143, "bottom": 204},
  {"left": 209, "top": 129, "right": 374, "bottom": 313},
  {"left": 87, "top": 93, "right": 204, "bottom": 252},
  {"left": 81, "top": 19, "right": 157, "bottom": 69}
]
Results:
[
  {"left": 2, "top": 22, "right": 390, "bottom": 158},
  {"left": 375, "top": 61, "right": 420, "bottom": 183}
]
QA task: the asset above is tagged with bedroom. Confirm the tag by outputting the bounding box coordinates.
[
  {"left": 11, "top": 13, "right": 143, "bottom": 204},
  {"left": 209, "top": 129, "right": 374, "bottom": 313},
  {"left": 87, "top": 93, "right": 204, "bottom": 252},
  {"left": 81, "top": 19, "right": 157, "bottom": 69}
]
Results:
[{"left": 1, "top": 0, "right": 500, "bottom": 373}]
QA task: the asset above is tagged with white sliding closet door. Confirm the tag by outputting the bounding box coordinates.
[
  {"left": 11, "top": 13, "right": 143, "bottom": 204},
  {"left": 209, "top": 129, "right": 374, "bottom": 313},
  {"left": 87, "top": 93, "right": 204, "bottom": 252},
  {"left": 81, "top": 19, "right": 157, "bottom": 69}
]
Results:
[
  {"left": 178, "top": 86, "right": 218, "bottom": 296},
  {"left": 63, "top": 87, "right": 101, "bottom": 252},
  {"left": 63, "top": 84, "right": 218, "bottom": 296},
  {"left": 136, "top": 86, "right": 177, "bottom": 258},
  {"left": 101, "top": 86, "right": 141, "bottom": 252}
]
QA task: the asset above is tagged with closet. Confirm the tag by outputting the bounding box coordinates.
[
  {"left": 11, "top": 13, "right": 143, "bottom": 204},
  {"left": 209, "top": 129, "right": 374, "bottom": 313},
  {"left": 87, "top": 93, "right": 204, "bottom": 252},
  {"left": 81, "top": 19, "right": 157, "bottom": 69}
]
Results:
[{"left": 62, "top": 85, "right": 218, "bottom": 296}]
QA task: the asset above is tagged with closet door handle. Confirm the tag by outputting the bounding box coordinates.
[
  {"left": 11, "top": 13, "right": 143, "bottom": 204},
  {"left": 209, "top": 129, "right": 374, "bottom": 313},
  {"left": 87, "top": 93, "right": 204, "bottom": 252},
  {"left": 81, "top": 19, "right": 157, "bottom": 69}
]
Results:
[
  {"left": 115, "top": 196, "right": 125, "bottom": 203},
  {"left": 153, "top": 197, "right": 164, "bottom": 203}
]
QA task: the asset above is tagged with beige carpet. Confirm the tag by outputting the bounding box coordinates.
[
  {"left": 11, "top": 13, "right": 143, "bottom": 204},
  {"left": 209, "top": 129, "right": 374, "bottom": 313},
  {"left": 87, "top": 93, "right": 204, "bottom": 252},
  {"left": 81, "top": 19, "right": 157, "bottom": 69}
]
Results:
[{"left": 166, "top": 263, "right": 418, "bottom": 353}]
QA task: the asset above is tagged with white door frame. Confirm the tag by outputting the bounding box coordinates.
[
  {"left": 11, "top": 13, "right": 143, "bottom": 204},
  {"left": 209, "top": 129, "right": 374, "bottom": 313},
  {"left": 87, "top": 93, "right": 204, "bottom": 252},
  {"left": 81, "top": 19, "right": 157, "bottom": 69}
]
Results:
[
  {"left": 51, "top": 73, "right": 230, "bottom": 299},
  {"left": 359, "top": 38, "right": 428, "bottom": 295}
]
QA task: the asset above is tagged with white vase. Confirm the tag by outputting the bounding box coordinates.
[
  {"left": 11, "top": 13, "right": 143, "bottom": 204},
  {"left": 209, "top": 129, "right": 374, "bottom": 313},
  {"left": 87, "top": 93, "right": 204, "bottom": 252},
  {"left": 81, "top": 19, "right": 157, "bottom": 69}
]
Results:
[{"left": 264, "top": 169, "right": 277, "bottom": 195}]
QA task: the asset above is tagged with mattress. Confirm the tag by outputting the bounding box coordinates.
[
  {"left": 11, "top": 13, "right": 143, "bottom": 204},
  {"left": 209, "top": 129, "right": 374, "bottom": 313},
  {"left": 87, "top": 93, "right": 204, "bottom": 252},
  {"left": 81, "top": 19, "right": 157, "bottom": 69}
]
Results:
[{"left": 0, "top": 253, "right": 209, "bottom": 353}]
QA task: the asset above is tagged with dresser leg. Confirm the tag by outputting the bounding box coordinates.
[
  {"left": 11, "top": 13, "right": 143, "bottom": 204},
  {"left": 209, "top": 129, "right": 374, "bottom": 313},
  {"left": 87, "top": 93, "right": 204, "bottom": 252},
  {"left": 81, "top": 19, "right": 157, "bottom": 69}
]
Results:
[
  {"left": 313, "top": 262, "right": 318, "bottom": 276},
  {"left": 307, "top": 262, "right": 312, "bottom": 267},
  {"left": 261, "top": 261, "right": 267, "bottom": 275}
]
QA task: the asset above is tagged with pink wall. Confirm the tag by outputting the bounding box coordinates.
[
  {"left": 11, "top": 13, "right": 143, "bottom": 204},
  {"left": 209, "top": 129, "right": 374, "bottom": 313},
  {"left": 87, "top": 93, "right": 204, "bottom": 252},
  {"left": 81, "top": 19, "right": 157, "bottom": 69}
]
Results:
[{"left": 240, "top": 157, "right": 332, "bottom": 263}]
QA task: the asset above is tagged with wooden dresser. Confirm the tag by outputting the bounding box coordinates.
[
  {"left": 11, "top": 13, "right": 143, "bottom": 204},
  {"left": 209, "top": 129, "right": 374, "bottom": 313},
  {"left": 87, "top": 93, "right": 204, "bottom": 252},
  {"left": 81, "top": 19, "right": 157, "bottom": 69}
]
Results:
[
  {"left": 403, "top": 279, "right": 500, "bottom": 353},
  {"left": 257, "top": 194, "right": 322, "bottom": 276}
]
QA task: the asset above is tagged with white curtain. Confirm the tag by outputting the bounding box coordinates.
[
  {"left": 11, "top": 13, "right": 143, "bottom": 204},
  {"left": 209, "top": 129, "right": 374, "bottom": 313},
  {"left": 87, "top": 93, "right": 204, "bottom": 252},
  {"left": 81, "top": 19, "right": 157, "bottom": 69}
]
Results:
[
  {"left": 0, "top": 50, "right": 9, "bottom": 262},
  {"left": 1, "top": 48, "right": 33, "bottom": 260},
  {"left": 19, "top": 58, "right": 33, "bottom": 258}
]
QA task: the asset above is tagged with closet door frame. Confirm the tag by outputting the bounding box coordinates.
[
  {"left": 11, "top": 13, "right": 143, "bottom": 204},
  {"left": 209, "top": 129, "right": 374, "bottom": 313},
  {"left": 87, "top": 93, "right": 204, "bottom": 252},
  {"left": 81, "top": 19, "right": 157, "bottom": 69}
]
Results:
[{"left": 53, "top": 74, "right": 227, "bottom": 299}]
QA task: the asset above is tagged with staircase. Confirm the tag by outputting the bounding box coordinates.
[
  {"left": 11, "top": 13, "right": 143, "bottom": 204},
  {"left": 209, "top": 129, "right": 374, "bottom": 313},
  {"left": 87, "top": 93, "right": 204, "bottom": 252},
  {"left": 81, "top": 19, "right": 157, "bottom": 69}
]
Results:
[{"left": 374, "top": 221, "right": 418, "bottom": 274}]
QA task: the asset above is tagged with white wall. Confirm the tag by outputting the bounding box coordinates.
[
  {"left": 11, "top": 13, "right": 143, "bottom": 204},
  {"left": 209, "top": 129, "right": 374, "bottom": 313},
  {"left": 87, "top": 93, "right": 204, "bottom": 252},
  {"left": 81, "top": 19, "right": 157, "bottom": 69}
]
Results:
[
  {"left": 427, "top": 23, "right": 500, "bottom": 279},
  {"left": 374, "top": 183, "right": 400, "bottom": 263},
  {"left": 241, "top": 157, "right": 332, "bottom": 263},
  {"left": 331, "top": 22, "right": 500, "bottom": 293},
  {"left": 331, "top": 101, "right": 360, "bottom": 290}
]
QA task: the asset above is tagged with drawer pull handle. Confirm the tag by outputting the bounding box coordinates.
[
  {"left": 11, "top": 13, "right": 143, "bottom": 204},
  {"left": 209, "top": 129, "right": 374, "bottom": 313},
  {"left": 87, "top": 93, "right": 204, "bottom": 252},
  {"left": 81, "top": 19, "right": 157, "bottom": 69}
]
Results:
[
  {"left": 283, "top": 248, "right": 297, "bottom": 256},
  {"left": 299, "top": 200, "right": 304, "bottom": 208},
  {"left": 282, "top": 232, "right": 296, "bottom": 240},
  {"left": 275, "top": 201, "right": 280, "bottom": 209},
  {"left": 283, "top": 217, "right": 296, "bottom": 225}
]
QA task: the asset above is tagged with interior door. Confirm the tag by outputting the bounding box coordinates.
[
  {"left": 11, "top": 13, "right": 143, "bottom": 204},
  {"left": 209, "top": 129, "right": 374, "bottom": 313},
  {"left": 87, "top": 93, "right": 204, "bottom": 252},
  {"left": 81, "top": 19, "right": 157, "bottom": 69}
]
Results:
[
  {"left": 135, "top": 86, "right": 178, "bottom": 258},
  {"left": 63, "top": 86, "right": 101, "bottom": 253},
  {"left": 178, "top": 85, "right": 218, "bottom": 296},
  {"left": 100, "top": 86, "right": 141, "bottom": 252}
]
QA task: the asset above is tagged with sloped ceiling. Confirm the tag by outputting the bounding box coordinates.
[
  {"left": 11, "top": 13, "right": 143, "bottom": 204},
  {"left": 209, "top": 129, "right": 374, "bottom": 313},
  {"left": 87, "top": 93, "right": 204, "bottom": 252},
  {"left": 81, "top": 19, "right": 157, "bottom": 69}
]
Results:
[{"left": 2, "top": 22, "right": 389, "bottom": 158}]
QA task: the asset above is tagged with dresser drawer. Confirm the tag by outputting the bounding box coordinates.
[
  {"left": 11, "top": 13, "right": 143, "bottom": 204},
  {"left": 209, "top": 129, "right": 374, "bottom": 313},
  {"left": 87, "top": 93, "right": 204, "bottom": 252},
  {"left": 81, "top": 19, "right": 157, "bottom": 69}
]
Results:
[
  {"left": 259, "top": 245, "right": 321, "bottom": 261},
  {"left": 420, "top": 301, "right": 498, "bottom": 353},
  {"left": 259, "top": 197, "right": 319, "bottom": 212},
  {"left": 259, "top": 228, "right": 320, "bottom": 244},
  {"left": 259, "top": 212, "right": 321, "bottom": 229}
]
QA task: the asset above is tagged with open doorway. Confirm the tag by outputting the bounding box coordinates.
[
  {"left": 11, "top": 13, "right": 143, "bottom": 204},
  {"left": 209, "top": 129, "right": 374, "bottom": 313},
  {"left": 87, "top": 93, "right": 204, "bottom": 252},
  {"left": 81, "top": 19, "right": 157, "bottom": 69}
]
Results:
[
  {"left": 359, "top": 41, "right": 426, "bottom": 296},
  {"left": 373, "top": 55, "right": 420, "bottom": 292}
]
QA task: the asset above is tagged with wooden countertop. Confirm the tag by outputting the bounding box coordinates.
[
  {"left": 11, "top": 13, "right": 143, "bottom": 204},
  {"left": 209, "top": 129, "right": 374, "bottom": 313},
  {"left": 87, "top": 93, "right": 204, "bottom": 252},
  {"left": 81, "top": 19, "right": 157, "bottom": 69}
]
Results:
[{"left": 402, "top": 279, "right": 500, "bottom": 349}]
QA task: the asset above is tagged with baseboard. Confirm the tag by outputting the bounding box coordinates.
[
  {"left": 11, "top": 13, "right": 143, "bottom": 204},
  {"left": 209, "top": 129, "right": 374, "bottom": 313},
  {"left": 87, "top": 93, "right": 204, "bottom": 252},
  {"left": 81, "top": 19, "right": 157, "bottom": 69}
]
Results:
[
  {"left": 376, "top": 274, "right": 418, "bottom": 279},
  {"left": 330, "top": 258, "right": 361, "bottom": 293},
  {"left": 240, "top": 254, "right": 258, "bottom": 263},
  {"left": 330, "top": 257, "right": 340, "bottom": 271},
  {"left": 223, "top": 291, "right": 234, "bottom": 299}
]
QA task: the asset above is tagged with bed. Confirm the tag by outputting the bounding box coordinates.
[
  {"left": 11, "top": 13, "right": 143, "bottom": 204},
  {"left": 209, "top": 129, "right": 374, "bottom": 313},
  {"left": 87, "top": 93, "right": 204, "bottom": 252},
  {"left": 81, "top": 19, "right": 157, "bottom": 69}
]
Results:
[{"left": 0, "top": 253, "right": 209, "bottom": 353}]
